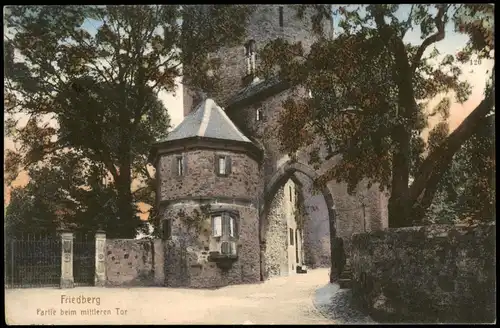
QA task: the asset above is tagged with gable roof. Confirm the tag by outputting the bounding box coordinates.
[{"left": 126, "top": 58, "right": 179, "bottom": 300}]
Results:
[{"left": 162, "top": 98, "right": 252, "bottom": 143}]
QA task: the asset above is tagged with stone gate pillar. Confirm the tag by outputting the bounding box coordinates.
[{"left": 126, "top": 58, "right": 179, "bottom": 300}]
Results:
[
  {"left": 60, "top": 231, "right": 74, "bottom": 288},
  {"left": 95, "top": 230, "right": 106, "bottom": 287}
]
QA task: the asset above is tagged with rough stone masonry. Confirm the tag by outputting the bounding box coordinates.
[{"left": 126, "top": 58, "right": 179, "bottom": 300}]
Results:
[{"left": 350, "top": 223, "right": 496, "bottom": 323}]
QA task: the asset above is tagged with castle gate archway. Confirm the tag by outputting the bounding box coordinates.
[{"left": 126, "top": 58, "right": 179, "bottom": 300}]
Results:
[{"left": 258, "top": 160, "right": 337, "bottom": 281}]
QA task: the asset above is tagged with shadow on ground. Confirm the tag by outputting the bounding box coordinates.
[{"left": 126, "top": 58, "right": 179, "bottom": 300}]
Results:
[{"left": 313, "top": 283, "right": 376, "bottom": 324}]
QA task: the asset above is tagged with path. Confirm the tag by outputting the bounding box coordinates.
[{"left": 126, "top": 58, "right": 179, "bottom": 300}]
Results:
[{"left": 5, "top": 268, "right": 336, "bottom": 325}]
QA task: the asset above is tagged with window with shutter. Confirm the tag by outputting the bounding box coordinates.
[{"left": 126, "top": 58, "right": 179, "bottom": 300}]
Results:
[
  {"left": 222, "top": 215, "right": 229, "bottom": 237},
  {"left": 229, "top": 216, "right": 235, "bottom": 238},
  {"left": 295, "top": 229, "right": 299, "bottom": 263},
  {"left": 244, "top": 40, "right": 257, "bottom": 75},
  {"left": 211, "top": 212, "right": 239, "bottom": 239},
  {"left": 212, "top": 216, "right": 222, "bottom": 237},
  {"left": 163, "top": 220, "right": 171, "bottom": 240},
  {"left": 219, "top": 156, "right": 226, "bottom": 175},
  {"left": 221, "top": 241, "right": 230, "bottom": 255},
  {"left": 225, "top": 156, "right": 232, "bottom": 175},
  {"left": 216, "top": 155, "right": 231, "bottom": 176},
  {"left": 230, "top": 241, "right": 237, "bottom": 255},
  {"left": 176, "top": 156, "right": 183, "bottom": 176}
]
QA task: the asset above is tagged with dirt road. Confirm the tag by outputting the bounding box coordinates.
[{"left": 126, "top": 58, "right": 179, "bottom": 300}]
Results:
[{"left": 5, "top": 268, "right": 335, "bottom": 325}]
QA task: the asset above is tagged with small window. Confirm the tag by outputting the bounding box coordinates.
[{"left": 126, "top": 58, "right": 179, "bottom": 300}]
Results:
[
  {"left": 229, "top": 216, "right": 235, "bottom": 238},
  {"left": 279, "top": 6, "right": 284, "bottom": 27},
  {"left": 256, "top": 109, "right": 262, "bottom": 121},
  {"left": 289, "top": 228, "right": 294, "bottom": 245},
  {"left": 219, "top": 156, "right": 226, "bottom": 175},
  {"left": 212, "top": 216, "right": 222, "bottom": 237},
  {"left": 212, "top": 213, "right": 238, "bottom": 239},
  {"left": 163, "top": 220, "right": 172, "bottom": 240},
  {"left": 289, "top": 185, "right": 293, "bottom": 202},
  {"left": 176, "top": 156, "right": 183, "bottom": 176},
  {"left": 216, "top": 155, "right": 231, "bottom": 176},
  {"left": 295, "top": 229, "right": 299, "bottom": 263},
  {"left": 245, "top": 40, "right": 256, "bottom": 56},
  {"left": 245, "top": 40, "right": 257, "bottom": 76}
]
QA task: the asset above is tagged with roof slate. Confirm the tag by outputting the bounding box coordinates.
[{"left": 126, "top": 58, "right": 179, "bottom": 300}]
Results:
[{"left": 161, "top": 98, "right": 252, "bottom": 144}]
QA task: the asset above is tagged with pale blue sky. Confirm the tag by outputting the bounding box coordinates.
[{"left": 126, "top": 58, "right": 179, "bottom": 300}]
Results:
[{"left": 12, "top": 6, "right": 493, "bottom": 130}]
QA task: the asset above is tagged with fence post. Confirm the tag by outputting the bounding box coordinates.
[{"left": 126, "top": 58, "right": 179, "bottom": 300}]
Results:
[
  {"left": 95, "top": 230, "right": 106, "bottom": 287},
  {"left": 60, "top": 231, "right": 74, "bottom": 288}
]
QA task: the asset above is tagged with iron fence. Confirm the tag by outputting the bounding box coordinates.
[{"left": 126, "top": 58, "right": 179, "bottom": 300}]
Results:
[
  {"left": 4, "top": 233, "right": 62, "bottom": 288},
  {"left": 73, "top": 234, "right": 96, "bottom": 287}
]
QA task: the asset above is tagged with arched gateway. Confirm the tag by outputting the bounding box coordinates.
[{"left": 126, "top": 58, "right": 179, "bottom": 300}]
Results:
[{"left": 259, "top": 160, "right": 337, "bottom": 281}]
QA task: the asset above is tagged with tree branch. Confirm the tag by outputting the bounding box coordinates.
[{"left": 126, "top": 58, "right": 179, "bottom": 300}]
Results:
[
  {"left": 324, "top": 128, "right": 365, "bottom": 160},
  {"left": 410, "top": 5, "right": 447, "bottom": 74},
  {"left": 402, "top": 4, "right": 415, "bottom": 36},
  {"left": 411, "top": 166, "right": 449, "bottom": 224},
  {"left": 409, "top": 78, "right": 495, "bottom": 205}
]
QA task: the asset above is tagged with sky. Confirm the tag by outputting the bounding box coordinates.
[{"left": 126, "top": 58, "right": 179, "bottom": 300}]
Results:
[{"left": 4, "top": 5, "right": 494, "bottom": 212}]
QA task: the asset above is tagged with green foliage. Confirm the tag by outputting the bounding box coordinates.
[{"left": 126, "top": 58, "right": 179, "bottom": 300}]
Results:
[
  {"left": 259, "top": 4, "right": 495, "bottom": 226},
  {"left": 294, "top": 202, "right": 308, "bottom": 231},
  {"left": 426, "top": 114, "right": 495, "bottom": 224},
  {"left": 5, "top": 187, "right": 60, "bottom": 237},
  {"left": 4, "top": 5, "right": 253, "bottom": 236},
  {"left": 177, "top": 204, "right": 212, "bottom": 233},
  {"left": 4, "top": 150, "right": 133, "bottom": 238}
]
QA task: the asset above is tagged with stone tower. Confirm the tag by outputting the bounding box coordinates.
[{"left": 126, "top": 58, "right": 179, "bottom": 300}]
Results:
[
  {"left": 150, "top": 97, "right": 263, "bottom": 288},
  {"left": 180, "top": 5, "right": 389, "bottom": 281},
  {"left": 183, "top": 5, "right": 334, "bottom": 116}
]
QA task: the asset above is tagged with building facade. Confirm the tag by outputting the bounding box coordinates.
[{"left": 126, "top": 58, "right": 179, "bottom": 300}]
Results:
[{"left": 151, "top": 5, "right": 388, "bottom": 288}]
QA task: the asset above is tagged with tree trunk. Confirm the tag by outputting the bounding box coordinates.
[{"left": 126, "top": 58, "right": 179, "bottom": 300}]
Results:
[
  {"left": 115, "top": 124, "right": 136, "bottom": 238},
  {"left": 329, "top": 215, "right": 338, "bottom": 283},
  {"left": 388, "top": 124, "right": 411, "bottom": 228},
  {"left": 116, "top": 162, "right": 136, "bottom": 238}
]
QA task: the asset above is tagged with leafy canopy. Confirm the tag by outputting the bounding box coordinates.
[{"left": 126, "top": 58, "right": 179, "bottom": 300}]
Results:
[
  {"left": 4, "top": 5, "right": 254, "bottom": 236},
  {"left": 258, "top": 4, "right": 494, "bottom": 226}
]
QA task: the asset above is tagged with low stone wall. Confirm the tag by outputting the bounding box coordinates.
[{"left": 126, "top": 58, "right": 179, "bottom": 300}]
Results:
[
  {"left": 105, "top": 239, "right": 164, "bottom": 287},
  {"left": 351, "top": 224, "right": 496, "bottom": 323}
]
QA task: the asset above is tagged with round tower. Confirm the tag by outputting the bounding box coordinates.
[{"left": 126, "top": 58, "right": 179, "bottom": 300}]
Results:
[
  {"left": 183, "top": 4, "right": 334, "bottom": 116},
  {"left": 150, "top": 97, "right": 263, "bottom": 288}
]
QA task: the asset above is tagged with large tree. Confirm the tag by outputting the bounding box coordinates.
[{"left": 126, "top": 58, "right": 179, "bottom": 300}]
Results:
[
  {"left": 4, "top": 5, "right": 254, "bottom": 236},
  {"left": 258, "top": 4, "right": 494, "bottom": 227},
  {"left": 425, "top": 113, "right": 495, "bottom": 225},
  {"left": 4, "top": 150, "right": 120, "bottom": 237}
]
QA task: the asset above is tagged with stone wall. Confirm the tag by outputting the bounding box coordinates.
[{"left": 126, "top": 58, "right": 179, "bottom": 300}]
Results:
[
  {"left": 158, "top": 150, "right": 260, "bottom": 203},
  {"left": 263, "top": 186, "right": 289, "bottom": 278},
  {"left": 163, "top": 202, "right": 260, "bottom": 288},
  {"left": 105, "top": 239, "right": 165, "bottom": 287},
  {"left": 350, "top": 224, "right": 496, "bottom": 323}
]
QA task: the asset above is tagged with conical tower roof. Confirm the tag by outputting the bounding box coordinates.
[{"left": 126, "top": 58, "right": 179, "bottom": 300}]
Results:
[{"left": 162, "top": 98, "right": 251, "bottom": 143}]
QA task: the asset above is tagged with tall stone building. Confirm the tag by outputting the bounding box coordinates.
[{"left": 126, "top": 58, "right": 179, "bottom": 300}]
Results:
[
  {"left": 151, "top": 5, "right": 388, "bottom": 288},
  {"left": 150, "top": 97, "right": 305, "bottom": 287}
]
